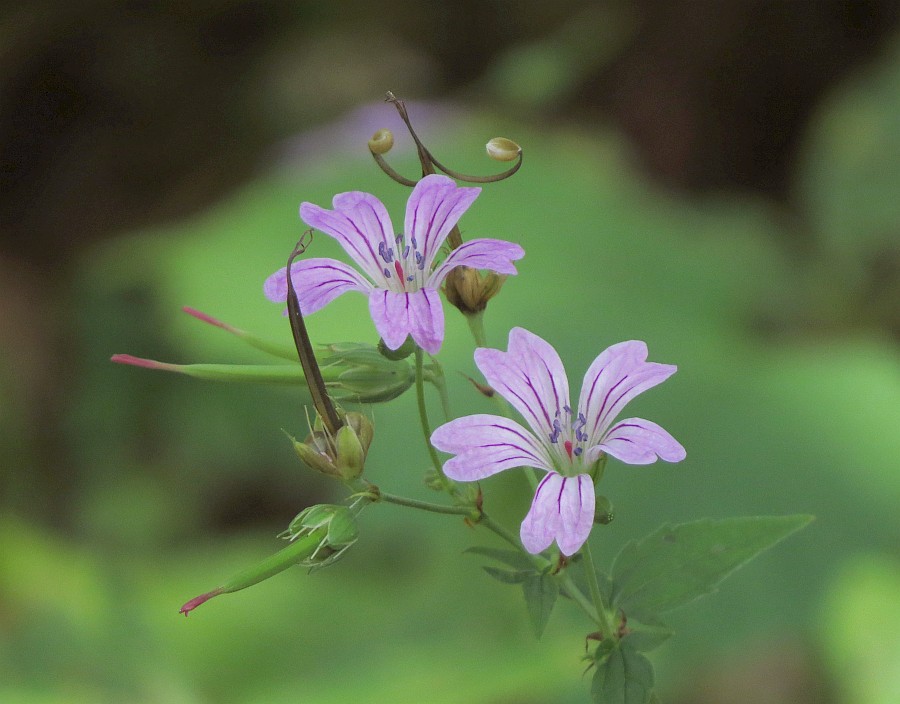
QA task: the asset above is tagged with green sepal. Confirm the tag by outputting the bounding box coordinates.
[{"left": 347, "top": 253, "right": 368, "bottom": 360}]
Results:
[
  {"left": 611, "top": 515, "right": 813, "bottom": 619},
  {"left": 591, "top": 641, "right": 655, "bottom": 704}
]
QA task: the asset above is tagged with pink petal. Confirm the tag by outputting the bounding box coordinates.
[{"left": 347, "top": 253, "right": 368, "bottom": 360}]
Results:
[
  {"left": 595, "top": 417, "right": 686, "bottom": 465},
  {"left": 430, "top": 414, "right": 553, "bottom": 480},
  {"left": 520, "top": 473, "right": 595, "bottom": 556},
  {"left": 556, "top": 475, "right": 595, "bottom": 556},
  {"left": 264, "top": 258, "right": 371, "bottom": 315},
  {"left": 368, "top": 287, "right": 444, "bottom": 354},
  {"left": 578, "top": 341, "right": 677, "bottom": 445},
  {"left": 428, "top": 238, "right": 525, "bottom": 288},
  {"left": 300, "top": 191, "right": 394, "bottom": 284},
  {"left": 404, "top": 174, "right": 480, "bottom": 270},
  {"left": 474, "top": 327, "right": 570, "bottom": 443}
]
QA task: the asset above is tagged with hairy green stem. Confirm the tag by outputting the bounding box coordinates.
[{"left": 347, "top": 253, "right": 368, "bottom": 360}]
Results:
[
  {"left": 377, "top": 491, "right": 474, "bottom": 517},
  {"left": 415, "top": 347, "right": 447, "bottom": 480},
  {"left": 582, "top": 541, "right": 614, "bottom": 637}
]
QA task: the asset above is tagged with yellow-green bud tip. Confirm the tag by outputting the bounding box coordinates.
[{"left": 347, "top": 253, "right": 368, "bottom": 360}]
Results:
[
  {"left": 486, "top": 137, "right": 521, "bottom": 162},
  {"left": 369, "top": 128, "right": 394, "bottom": 155}
]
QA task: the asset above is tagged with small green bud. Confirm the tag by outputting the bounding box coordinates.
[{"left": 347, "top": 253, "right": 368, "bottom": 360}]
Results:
[
  {"left": 335, "top": 413, "right": 373, "bottom": 480},
  {"left": 369, "top": 128, "right": 394, "bottom": 155},
  {"left": 485, "top": 137, "right": 521, "bottom": 162},
  {"left": 594, "top": 495, "right": 614, "bottom": 525},
  {"left": 283, "top": 504, "right": 360, "bottom": 570},
  {"left": 377, "top": 336, "right": 416, "bottom": 361},
  {"left": 320, "top": 342, "right": 415, "bottom": 402}
]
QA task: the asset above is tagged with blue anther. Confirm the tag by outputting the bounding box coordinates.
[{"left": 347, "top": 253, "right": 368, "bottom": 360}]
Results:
[
  {"left": 383, "top": 267, "right": 391, "bottom": 278},
  {"left": 403, "top": 245, "right": 410, "bottom": 258},
  {"left": 574, "top": 447, "right": 583, "bottom": 457}
]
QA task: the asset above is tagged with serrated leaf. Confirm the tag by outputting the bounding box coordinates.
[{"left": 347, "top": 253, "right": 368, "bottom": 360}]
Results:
[
  {"left": 482, "top": 566, "right": 530, "bottom": 584},
  {"left": 466, "top": 546, "right": 536, "bottom": 572},
  {"left": 591, "top": 642, "right": 655, "bottom": 704},
  {"left": 612, "top": 515, "right": 813, "bottom": 618},
  {"left": 522, "top": 572, "right": 559, "bottom": 638}
]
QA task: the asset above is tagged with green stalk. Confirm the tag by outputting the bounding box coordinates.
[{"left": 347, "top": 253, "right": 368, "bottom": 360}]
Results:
[
  {"left": 415, "top": 347, "right": 446, "bottom": 480},
  {"left": 179, "top": 527, "right": 326, "bottom": 615},
  {"left": 581, "top": 541, "right": 614, "bottom": 637}
]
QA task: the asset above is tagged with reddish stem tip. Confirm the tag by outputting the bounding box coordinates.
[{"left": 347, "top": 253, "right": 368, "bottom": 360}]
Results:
[
  {"left": 110, "top": 354, "right": 160, "bottom": 369},
  {"left": 179, "top": 588, "right": 225, "bottom": 616},
  {"left": 182, "top": 306, "right": 230, "bottom": 330}
]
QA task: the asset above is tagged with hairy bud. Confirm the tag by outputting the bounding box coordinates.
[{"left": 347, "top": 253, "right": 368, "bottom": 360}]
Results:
[
  {"left": 443, "top": 266, "right": 508, "bottom": 316},
  {"left": 290, "top": 411, "right": 374, "bottom": 481}
]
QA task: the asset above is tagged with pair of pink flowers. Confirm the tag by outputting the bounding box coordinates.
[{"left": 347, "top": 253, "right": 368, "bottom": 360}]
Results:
[{"left": 266, "top": 175, "right": 684, "bottom": 557}]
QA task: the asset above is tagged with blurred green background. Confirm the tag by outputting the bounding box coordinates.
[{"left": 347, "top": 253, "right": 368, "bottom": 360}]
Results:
[{"left": 2, "top": 2, "right": 899, "bottom": 703}]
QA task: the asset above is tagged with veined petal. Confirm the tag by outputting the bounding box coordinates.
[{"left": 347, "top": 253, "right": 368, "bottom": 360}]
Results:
[
  {"left": 520, "top": 473, "right": 595, "bottom": 556},
  {"left": 578, "top": 340, "right": 677, "bottom": 446},
  {"left": 430, "top": 414, "right": 553, "bottom": 480},
  {"left": 368, "top": 288, "right": 445, "bottom": 354},
  {"left": 474, "top": 327, "right": 570, "bottom": 444},
  {"left": 428, "top": 238, "right": 525, "bottom": 288},
  {"left": 595, "top": 417, "right": 686, "bottom": 465},
  {"left": 556, "top": 475, "right": 595, "bottom": 556},
  {"left": 404, "top": 174, "right": 480, "bottom": 270},
  {"left": 264, "top": 258, "right": 371, "bottom": 314},
  {"left": 300, "top": 191, "right": 394, "bottom": 284}
]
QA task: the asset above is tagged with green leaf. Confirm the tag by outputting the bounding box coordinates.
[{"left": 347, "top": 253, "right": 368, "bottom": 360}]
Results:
[
  {"left": 591, "top": 642, "right": 655, "bottom": 704},
  {"left": 611, "top": 515, "right": 813, "bottom": 618},
  {"left": 482, "top": 566, "right": 530, "bottom": 585},
  {"left": 622, "top": 616, "right": 675, "bottom": 653},
  {"left": 465, "top": 546, "right": 536, "bottom": 571},
  {"left": 522, "top": 571, "right": 559, "bottom": 638}
]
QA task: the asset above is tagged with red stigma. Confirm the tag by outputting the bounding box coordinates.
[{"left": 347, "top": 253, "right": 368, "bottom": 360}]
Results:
[
  {"left": 394, "top": 260, "right": 405, "bottom": 284},
  {"left": 564, "top": 440, "right": 574, "bottom": 459}
]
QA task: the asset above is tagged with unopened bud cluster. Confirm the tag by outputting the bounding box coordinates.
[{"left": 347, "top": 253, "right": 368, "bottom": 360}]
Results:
[{"left": 290, "top": 411, "right": 374, "bottom": 481}]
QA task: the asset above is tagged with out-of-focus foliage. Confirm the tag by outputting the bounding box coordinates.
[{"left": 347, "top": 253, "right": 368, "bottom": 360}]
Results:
[{"left": 3, "top": 31, "right": 900, "bottom": 704}]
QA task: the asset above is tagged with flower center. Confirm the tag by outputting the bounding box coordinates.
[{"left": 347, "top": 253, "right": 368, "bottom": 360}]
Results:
[
  {"left": 378, "top": 235, "right": 426, "bottom": 292},
  {"left": 548, "top": 405, "right": 588, "bottom": 475}
]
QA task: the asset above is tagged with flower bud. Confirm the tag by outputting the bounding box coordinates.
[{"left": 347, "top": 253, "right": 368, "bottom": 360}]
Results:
[
  {"left": 321, "top": 342, "right": 415, "bottom": 402},
  {"left": 486, "top": 137, "right": 521, "bottom": 162},
  {"left": 369, "top": 128, "right": 394, "bottom": 155},
  {"left": 282, "top": 504, "right": 359, "bottom": 570},
  {"left": 594, "top": 495, "right": 614, "bottom": 525},
  {"left": 289, "top": 411, "right": 374, "bottom": 480},
  {"left": 443, "top": 266, "right": 508, "bottom": 316}
]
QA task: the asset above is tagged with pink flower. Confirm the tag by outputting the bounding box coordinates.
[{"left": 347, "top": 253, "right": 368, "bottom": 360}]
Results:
[
  {"left": 431, "top": 328, "right": 685, "bottom": 556},
  {"left": 264, "top": 174, "right": 524, "bottom": 354}
]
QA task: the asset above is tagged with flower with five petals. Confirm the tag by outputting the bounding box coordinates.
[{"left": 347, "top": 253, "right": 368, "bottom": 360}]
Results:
[
  {"left": 430, "top": 327, "right": 685, "bottom": 556},
  {"left": 264, "top": 174, "right": 524, "bottom": 354}
]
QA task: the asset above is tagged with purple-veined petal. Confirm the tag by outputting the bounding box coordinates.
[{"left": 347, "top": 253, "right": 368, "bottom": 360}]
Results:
[
  {"left": 474, "top": 327, "right": 570, "bottom": 445},
  {"left": 300, "top": 191, "right": 394, "bottom": 284},
  {"left": 263, "top": 258, "right": 371, "bottom": 314},
  {"left": 520, "top": 473, "right": 595, "bottom": 556},
  {"left": 427, "top": 238, "right": 525, "bottom": 288},
  {"left": 404, "top": 174, "right": 480, "bottom": 270},
  {"left": 368, "top": 287, "right": 445, "bottom": 354},
  {"left": 578, "top": 340, "right": 677, "bottom": 446},
  {"left": 430, "top": 414, "right": 554, "bottom": 480},
  {"left": 520, "top": 472, "right": 562, "bottom": 554},
  {"left": 556, "top": 475, "right": 595, "bottom": 556},
  {"left": 595, "top": 417, "right": 686, "bottom": 465}
]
